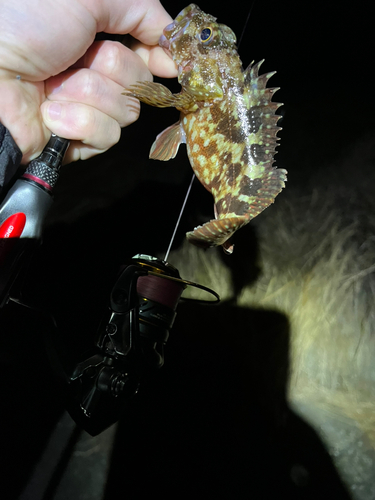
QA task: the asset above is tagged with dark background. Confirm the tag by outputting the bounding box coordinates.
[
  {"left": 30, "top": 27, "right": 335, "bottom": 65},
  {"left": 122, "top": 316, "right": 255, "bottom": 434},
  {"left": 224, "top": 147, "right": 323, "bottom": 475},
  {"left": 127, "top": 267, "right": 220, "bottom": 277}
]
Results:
[{"left": 0, "top": 0, "right": 372, "bottom": 498}]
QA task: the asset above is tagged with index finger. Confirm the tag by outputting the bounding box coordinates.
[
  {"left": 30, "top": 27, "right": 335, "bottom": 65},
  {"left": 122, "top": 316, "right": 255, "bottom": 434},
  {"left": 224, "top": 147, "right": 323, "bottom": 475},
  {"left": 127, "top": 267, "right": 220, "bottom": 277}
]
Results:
[
  {"left": 131, "top": 41, "right": 177, "bottom": 78},
  {"left": 90, "top": 0, "right": 174, "bottom": 45},
  {"left": 88, "top": 0, "right": 177, "bottom": 77}
]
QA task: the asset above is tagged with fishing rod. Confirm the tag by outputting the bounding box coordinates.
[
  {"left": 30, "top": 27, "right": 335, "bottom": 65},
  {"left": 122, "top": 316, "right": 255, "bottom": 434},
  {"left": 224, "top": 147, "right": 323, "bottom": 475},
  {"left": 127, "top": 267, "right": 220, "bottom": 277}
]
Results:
[{"left": 0, "top": 134, "right": 69, "bottom": 307}]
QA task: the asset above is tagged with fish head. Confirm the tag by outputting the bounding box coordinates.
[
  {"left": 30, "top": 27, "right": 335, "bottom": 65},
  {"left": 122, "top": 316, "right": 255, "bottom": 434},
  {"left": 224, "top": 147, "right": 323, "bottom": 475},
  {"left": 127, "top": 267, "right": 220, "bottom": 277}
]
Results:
[{"left": 159, "top": 4, "right": 241, "bottom": 100}]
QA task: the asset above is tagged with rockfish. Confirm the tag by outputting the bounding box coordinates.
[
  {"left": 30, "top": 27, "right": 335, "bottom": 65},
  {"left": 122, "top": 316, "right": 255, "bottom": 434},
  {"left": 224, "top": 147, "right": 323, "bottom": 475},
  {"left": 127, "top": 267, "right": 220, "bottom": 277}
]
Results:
[{"left": 125, "top": 4, "right": 287, "bottom": 253}]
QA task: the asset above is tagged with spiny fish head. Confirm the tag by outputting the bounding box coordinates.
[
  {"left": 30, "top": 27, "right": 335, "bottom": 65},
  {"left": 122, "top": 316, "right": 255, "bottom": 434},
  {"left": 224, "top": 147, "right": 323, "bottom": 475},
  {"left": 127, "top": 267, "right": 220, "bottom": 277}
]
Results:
[{"left": 159, "top": 4, "right": 241, "bottom": 100}]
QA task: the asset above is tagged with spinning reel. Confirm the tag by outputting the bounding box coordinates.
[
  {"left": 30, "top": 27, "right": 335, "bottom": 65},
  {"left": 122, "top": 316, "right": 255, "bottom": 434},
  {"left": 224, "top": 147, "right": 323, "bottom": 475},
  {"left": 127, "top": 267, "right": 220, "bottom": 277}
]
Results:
[{"left": 66, "top": 254, "right": 219, "bottom": 435}]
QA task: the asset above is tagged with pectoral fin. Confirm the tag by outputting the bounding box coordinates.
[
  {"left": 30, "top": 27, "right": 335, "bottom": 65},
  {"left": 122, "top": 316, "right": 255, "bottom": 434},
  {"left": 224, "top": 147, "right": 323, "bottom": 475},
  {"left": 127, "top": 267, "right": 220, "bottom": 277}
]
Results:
[
  {"left": 123, "top": 82, "right": 196, "bottom": 111},
  {"left": 150, "top": 121, "right": 186, "bottom": 161}
]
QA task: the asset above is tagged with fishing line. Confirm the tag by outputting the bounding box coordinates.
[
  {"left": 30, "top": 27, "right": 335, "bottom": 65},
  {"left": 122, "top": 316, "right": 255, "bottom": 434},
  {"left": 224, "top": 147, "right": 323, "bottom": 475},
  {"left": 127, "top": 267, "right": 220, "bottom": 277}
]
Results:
[
  {"left": 164, "top": 172, "right": 195, "bottom": 261},
  {"left": 237, "top": 0, "right": 256, "bottom": 48},
  {"left": 163, "top": 2, "right": 256, "bottom": 258}
]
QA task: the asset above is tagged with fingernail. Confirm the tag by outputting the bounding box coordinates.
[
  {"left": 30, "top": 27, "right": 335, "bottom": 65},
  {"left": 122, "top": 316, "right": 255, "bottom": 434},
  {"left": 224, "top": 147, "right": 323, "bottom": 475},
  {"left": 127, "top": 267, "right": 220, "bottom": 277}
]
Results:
[{"left": 47, "top": 102, "right": 62, "bottom": 120}]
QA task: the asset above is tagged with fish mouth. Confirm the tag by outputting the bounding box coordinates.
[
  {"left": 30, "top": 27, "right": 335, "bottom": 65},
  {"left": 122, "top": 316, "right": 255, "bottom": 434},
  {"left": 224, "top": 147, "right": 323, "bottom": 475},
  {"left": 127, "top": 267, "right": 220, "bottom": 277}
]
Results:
[
  {"left": 159, "top": 33, "right": 172, "bottom": 57},
  {"left": 158, "top": 4, "right": 202, "bottom": 55}
]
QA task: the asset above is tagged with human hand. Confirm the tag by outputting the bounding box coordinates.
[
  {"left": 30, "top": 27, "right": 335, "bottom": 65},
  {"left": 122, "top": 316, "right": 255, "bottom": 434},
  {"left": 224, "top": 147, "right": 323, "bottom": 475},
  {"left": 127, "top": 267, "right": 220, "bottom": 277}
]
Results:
[{"left": 0, "top": 0, "right": 177, "bottom": 164}]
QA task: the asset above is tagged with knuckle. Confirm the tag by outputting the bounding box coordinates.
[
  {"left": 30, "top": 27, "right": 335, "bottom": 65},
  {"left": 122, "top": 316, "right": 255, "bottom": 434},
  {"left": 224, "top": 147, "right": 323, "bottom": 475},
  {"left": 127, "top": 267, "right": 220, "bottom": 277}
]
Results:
[
  {"left": 99, "top": 41, "right": 123, "bottom": 76},
  {"left": 80, "top": 109, "right": 120, "bottom": 149},
  {"left": 76, "top": 69, "right": 101, "bottom": 100},
  {"left": 74, "top": 104, "right": 95, "bottom": 133}
]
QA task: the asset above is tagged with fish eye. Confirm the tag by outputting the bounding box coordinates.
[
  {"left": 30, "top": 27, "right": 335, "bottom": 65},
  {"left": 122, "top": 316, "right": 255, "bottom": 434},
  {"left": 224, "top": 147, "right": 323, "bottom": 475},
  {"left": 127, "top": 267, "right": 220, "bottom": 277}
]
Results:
[{"left": 200, "top": 27, "right": 213, "bottom": 44}]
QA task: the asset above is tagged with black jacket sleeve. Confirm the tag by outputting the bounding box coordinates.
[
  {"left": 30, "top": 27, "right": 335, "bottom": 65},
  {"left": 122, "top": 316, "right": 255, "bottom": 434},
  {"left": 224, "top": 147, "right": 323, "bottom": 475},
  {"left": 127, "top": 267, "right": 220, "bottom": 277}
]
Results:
[{"left": 0, "top": 122, "right": 22, "bottom": 195}]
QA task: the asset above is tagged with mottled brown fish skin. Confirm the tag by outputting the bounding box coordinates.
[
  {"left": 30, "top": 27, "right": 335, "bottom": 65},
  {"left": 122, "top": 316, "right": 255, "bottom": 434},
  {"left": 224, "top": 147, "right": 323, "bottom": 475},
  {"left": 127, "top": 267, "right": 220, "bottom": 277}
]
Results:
[
  {"left": 125, "top": 4, "right": 287, "bottom": 252},
  {"left": 182, "top": 66, "right": 283, "bottom": 222}
]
